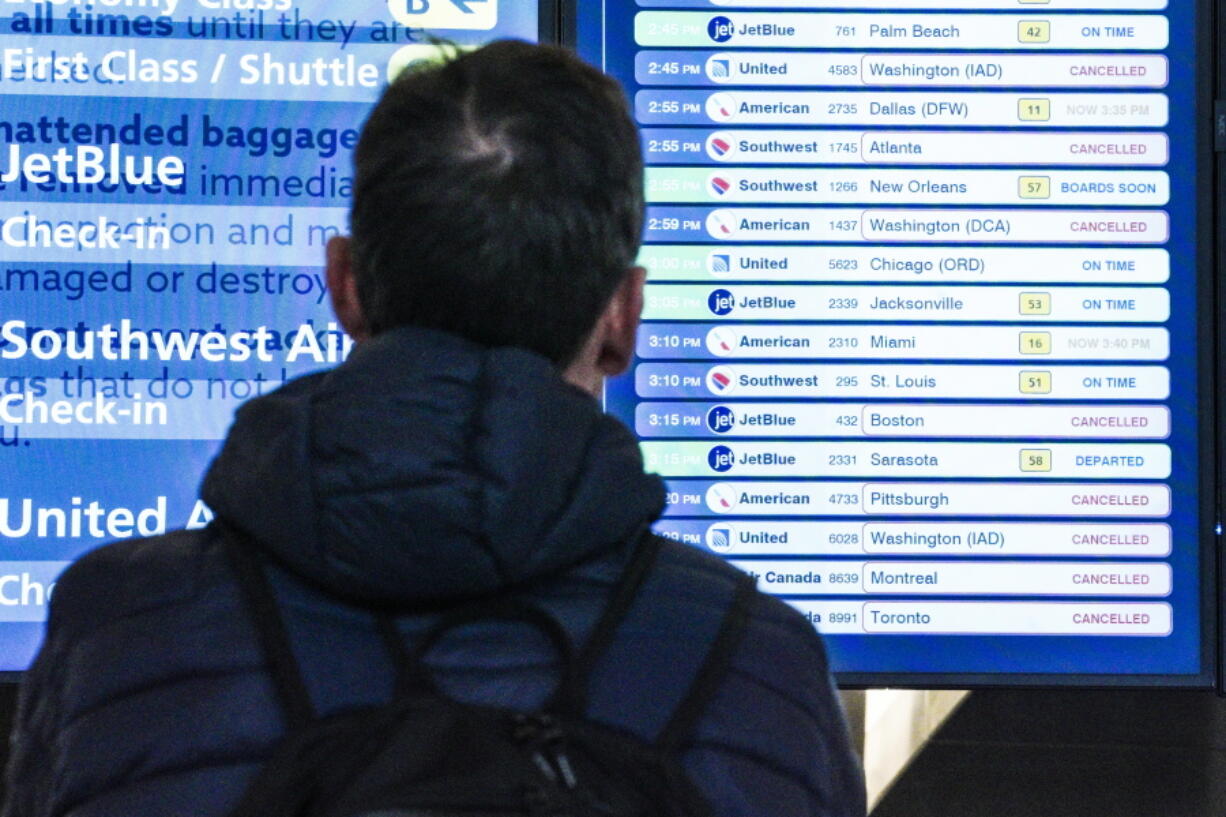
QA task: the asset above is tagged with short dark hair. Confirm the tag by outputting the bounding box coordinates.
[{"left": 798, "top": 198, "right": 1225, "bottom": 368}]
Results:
[{"left": 349, "top": 40, "right": 645, "bottom": 366}]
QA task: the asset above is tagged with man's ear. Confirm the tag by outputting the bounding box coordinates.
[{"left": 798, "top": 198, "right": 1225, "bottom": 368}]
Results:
[
  {"left": 326, "top": 236, "right": 370, "bottom": 342},
  {"left": 594, "top": 265, "right": 647, "bottom": 377}
]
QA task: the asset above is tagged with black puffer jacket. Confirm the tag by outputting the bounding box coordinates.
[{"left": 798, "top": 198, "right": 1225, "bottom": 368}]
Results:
[{"left": 3, "top": 327, "right": 865, "bottom": 817}]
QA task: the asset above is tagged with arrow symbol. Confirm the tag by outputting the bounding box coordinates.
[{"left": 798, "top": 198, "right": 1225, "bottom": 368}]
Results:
[{"left": 450, "top": 0, "right": 487, "bottom": 13}]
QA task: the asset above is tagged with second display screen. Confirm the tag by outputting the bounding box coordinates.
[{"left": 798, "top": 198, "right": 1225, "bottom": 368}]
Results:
[{"left": 579, "top": 0, "right": 1210, "bottom": 683}]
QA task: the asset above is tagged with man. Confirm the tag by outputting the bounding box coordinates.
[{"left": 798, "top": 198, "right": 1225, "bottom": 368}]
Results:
[{"left": 3, "top": 41, "right": 865, "bottom": 817}]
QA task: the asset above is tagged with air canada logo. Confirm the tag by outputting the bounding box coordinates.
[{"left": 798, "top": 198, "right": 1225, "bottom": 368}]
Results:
[
  {"left": 708, "top": 16, "right": 734, "bottom": 42},
  {"left": 708, "top": 445, "right": 734, "bottom": 472},
  {"left": 707, "top": 405, "right": 735, "bottom": 433}
]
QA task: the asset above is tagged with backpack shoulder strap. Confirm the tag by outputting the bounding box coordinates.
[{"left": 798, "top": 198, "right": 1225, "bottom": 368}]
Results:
[
  {"left": 655, "top": 571, "right": 757, "bottom": 753},
  {"left": 546, "top": 530, "right": 663, "bottom": 716},
  {"left": 218, "top": 522, "right": 316, "bottom": 730}
]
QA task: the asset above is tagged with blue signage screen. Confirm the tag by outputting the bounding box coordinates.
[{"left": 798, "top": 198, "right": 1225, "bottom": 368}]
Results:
[
  {"left": 578, "top": 0, "right": 1215, "bottom": 684},
  {"left": 0, "top": 0, "right": 542, "bottom": 673}
]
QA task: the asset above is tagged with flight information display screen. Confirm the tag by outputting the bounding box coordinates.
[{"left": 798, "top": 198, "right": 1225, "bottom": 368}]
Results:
[
  {"left": 0, "top": 0, "right": 542, "bottom": 673},
  {"left": 577, "top": 0, "right": 1215, "bottom": 684}
]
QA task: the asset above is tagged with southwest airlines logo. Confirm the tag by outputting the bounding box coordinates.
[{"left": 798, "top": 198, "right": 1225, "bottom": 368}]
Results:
[
  {"left": 707, "top": 366, "right": 736, "bottom": 394},
  {"left": 710, "top": 175, "right": 731, "bottom": 196},
  {"left": 707, "top": 134, "right": 734, "bottom": 160},
  {"left": 389, "top": 0, "right": 497, "bottom": 31}
]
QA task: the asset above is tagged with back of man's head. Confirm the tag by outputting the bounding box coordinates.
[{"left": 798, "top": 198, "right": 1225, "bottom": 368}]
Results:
[{"left": 349, "top": 40, "right": 645, "bottom": 366}]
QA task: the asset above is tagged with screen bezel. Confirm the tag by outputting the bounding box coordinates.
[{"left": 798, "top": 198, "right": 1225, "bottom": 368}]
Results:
[
  {"left": 564, "top": 0, "right": 1220, "bottom": 690},
  {"left": 540, "top": 0, "right": 561, "bottom": 43}
]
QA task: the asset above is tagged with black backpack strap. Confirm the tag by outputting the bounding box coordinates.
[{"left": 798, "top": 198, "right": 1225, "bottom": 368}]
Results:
[
  {"left": 218, "top": 522, "right": 316, "bottom": 731},
  {"left": 546, "top": 530, "right": 663, "bottom": 717},
  {"left": 375, "top": 613, "right": 426, "bottom": 696},
  {"left": 655, "top": 571, "right": 757, "bottom": 753}
]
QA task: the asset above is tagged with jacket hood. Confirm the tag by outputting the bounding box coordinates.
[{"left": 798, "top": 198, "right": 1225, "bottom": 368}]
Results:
[{"left": 202, "top": 326, "right": 665, "bottom": 605}]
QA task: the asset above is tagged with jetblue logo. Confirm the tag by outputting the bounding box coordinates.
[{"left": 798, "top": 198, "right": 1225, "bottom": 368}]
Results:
[
  {"left": 708, "top": 16, "right": 734, "bottom": 42},
  {"left": 707, "top": 406, "right": 735, "bottom": 433},
  {"left": 708, "top": 445, "right": 735, "bottom": 472},
  {"left": 708, "top": 289, "right": 734, "bottom": 315}
]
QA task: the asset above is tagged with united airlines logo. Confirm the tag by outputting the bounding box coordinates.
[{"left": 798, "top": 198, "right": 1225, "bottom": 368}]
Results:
[{"left": 706, "top": 524, "right": 734, "bottom": 551}]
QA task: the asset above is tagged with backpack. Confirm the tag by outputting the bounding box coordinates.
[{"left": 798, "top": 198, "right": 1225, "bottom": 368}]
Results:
[{"left": 221, "top": 526, "right": 756, "bottom": 817}]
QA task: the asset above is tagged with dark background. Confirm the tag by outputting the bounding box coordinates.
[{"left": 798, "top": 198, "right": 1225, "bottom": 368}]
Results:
[
  {"left": 874, "top": 688, "right": 1226, "bottom": 816},
  {"left": 3, "top": 683, "right": 1226, "bottom": 813}
]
